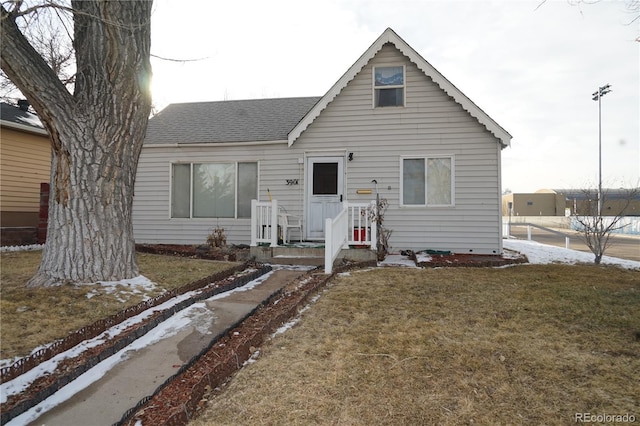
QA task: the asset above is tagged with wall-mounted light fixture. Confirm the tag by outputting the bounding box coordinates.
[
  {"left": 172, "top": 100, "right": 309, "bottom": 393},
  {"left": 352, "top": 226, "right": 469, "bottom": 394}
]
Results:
[{"left": 348, "top": 152, "right": 354, "bottom": 161}]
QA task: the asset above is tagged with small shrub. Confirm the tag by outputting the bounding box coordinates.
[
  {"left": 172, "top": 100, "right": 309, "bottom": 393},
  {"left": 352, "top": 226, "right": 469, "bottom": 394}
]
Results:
[
  {"left": 368, "top": 197, "right": 391, "bottom": 261},
  {"left": 206, "top": 227, "right": 227, "bottom": 250}
]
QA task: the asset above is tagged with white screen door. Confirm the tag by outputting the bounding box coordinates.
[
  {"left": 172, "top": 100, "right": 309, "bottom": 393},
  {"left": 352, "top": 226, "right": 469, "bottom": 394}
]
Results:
[{"left": 306, "top": 156, "right": 344, "bottom": 240}]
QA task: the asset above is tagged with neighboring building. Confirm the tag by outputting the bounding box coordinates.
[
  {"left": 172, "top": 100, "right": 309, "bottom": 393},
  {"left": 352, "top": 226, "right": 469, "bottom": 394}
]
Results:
[
  {"left": 502, "top": 190, "right": 566, "bottom": 217},
  {"left": 133, "top": 28, "right": 512, "bottom": 255},
  {"left": 502, "top": 188, "right": 640, "bottom": 217},
  {"left": 559, "top": 188, "right": 640, "bottom": 217},
  {"left": 0, "top": 101, "right": 50, "bottom": 245}
]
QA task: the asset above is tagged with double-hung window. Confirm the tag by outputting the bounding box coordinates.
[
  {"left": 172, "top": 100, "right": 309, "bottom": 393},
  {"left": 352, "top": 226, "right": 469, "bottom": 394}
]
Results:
[
  {"left": 374, "top": 65, "right": 405, "bottom": 107},
  {"left": 401, "top": 156, "right": 454, "bottom": 207},
  {"left": 171, "top": 162, "right": 258, "bottom": 218}
]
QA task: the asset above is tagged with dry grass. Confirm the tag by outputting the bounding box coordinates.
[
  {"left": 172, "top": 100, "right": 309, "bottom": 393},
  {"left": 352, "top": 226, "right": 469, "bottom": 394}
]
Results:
[
  {"left": 193, "top": 265, "right": 640, "bottom": 426},
  {"left": 0, "top": 251, "right": 238, "bottom": 360}
]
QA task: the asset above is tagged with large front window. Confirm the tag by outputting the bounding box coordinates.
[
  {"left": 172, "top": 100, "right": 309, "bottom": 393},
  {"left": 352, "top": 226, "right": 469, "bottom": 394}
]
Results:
[
  {"left": 171, "top": 162, "right": 257, "bottom": 218},
  {"left": 374, "top": 66, "right": 405, "bottom": 107},
  {"left": 401, "top": 156, "right": 454, "bottom": 206}
]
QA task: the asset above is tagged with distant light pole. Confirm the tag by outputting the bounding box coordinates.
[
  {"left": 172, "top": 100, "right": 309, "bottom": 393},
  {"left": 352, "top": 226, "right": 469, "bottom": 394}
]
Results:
[{"left": 591, "top": 84, "right": 611, "bottom": 216}]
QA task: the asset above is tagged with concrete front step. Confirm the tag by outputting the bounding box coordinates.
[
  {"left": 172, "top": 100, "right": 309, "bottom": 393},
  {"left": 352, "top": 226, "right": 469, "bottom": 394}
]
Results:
[{"left": 251, "top": 245, "right": 377, "bottom": 267}]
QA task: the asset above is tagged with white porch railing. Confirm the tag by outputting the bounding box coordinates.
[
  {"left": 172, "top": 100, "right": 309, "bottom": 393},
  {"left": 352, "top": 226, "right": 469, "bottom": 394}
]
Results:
[
  {"left": 325, "top": 202, "right": 377, "bottom": 274},
  {"left": 250, "top": 199, "right": 377, "bottom": 273},
  {"left": 250, "top": 199, "right": 279, "bottom": 247},
  {"left": 345, "top": 202, "right": 377, "bottom": 248}
]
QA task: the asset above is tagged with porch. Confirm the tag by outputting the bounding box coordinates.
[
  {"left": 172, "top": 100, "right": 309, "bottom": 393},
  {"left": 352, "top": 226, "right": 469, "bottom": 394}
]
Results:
[{"left": 249, "top": 200, "right": 378, "bottom": 273}]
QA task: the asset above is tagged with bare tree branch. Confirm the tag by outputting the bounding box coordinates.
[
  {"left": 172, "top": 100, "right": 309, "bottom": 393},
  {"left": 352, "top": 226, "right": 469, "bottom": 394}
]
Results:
[
  {"left": 534, "top": 0, "right": 547, "bottom": 12},
  {"left": 150, "top": 54, "right": 210, "bottom": 63}
]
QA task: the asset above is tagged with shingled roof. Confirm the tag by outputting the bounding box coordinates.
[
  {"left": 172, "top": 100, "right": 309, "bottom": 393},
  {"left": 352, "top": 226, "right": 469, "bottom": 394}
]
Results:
[
  {"left": 145, "top": 97, "right": 321, "bottom": 144},
  {"left": 0, "top": 102, "right": 46, "bottom": 134}
]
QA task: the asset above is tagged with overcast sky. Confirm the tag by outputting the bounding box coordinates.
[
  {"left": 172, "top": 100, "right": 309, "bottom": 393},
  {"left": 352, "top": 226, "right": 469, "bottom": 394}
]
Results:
[{"left": 149, "top": 0, "right": 639, "bottom": 193}]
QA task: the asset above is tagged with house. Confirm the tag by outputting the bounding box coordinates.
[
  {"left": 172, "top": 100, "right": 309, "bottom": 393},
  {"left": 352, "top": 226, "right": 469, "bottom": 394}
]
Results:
[
  {"left": 133, "top": 28, "right": 512, "bottom": 257},
  {"left": 0, "top": 101, "right": 50, "bottom": 245}
]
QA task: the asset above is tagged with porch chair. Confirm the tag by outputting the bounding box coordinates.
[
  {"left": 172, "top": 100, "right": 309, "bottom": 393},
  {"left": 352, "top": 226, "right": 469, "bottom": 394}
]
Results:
[{"left": 278, "top": 207, "right": 303, "bottom": 244}]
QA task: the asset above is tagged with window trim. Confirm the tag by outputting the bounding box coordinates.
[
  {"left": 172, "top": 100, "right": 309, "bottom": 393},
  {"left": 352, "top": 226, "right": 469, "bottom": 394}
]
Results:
[
  {"left": 372, "top": 65, "right": 406, "bottom": 108},
  {"left": 169, "top": 161, "right": 258, "bottom": 219},
  {"left": 399, "top": 155, "right": 455, "bottom": 208}
]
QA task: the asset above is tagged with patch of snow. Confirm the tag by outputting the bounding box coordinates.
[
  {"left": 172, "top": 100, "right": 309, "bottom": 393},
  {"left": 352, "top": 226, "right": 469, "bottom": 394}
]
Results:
[
  {"left": 272, "top": 294, "right": 321, "bottom": 337},
  {"left": 16, "top": 114, "right": 43, "bottom": 128},
  {"left": 273, "top": 318, "right": 299, "bottom": 336},
  {"left": 243, "top": 349, "right": 261, "bottom": 365},
  {"left": 503, "top": 239, "right": 640, "bottom": 270},
  {"left": 84, "top": 275, "right": 158, "bottom": 301},
  {"left": 0, "top": 244, "right": 44, "bottom": 253},
  {"left": 269, "top": 264, "right": 316, "bottom": 271}
]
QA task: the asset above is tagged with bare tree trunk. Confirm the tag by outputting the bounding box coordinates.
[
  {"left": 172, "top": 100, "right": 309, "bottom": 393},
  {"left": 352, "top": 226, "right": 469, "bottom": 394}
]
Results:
[
  {"left": 1, "top": 1, "right": 152, "bottom": 286},
  {"left": 29, "top": 113, "right": 145, "bottom": 286}
]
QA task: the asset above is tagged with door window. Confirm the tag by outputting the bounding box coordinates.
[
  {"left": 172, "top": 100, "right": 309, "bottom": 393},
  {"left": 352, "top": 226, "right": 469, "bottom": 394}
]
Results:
[{"left": 312, "top": 162, "right": 338, "bottom": 195}]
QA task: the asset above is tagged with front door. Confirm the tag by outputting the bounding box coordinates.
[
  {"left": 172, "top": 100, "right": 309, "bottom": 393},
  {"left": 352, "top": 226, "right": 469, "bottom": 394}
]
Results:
[{"left": 306, "top": 156, "right": 344, "bottom": 240}]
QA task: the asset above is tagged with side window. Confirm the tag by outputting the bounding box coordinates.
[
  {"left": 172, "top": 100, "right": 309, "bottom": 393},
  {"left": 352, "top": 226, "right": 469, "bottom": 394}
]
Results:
[
  {"left": 171, "top": 163, "right": 191, "bottom": 218},
  {"left": 374, "top": 66, "right": 405, "bottom": 107},
  {"left": 237, "top": 162, "right": 258, "bottom": 218},
  {"left": 401, "top": 156, "right": 454, "bottom": 207}
]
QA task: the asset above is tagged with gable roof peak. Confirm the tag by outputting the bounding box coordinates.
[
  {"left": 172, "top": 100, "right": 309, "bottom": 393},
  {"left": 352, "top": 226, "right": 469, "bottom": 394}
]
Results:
[{"left": 288, "top": 27, "right": 511, "bottom": 148}]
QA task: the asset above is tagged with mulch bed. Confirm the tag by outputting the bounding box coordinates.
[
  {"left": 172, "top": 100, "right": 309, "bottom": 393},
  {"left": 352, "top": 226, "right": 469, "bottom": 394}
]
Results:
[
  {"left": 137, "top": 243, "right": 528, "bottom": 268},
  {"left": 135, "top": 243, "right": 251, "bottom": 262},
  {"left": 414, "top": 252, "right": 528, "bottom": 268}
]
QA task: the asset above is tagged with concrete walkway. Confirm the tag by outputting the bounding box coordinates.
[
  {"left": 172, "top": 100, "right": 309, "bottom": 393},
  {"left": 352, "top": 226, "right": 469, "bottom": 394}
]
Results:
[{"left": 23, "top": 269, "right": 305, "bottom": 426}]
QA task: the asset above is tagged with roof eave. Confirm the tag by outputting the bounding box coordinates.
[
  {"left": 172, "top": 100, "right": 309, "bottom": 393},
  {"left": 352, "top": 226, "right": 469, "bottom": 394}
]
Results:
[{"left": 1, "top": 119, "right": 48, "bottom": 136}]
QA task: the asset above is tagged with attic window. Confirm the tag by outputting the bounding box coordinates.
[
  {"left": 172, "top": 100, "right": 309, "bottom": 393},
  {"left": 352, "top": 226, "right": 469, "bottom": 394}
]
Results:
[{"left": 374, "top": 66, "right": 405, "bottom": 107}]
